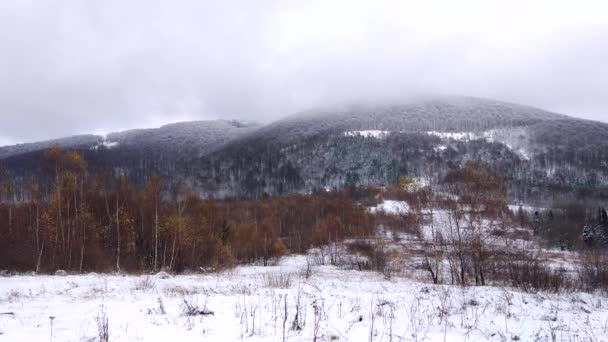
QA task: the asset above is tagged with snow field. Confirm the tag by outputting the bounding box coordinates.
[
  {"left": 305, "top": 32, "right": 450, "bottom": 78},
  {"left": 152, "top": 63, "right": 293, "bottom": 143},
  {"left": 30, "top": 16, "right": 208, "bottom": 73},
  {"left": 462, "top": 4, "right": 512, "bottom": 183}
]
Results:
[{"left": 1, "top": 254, "right": 607, "bottom": 341}]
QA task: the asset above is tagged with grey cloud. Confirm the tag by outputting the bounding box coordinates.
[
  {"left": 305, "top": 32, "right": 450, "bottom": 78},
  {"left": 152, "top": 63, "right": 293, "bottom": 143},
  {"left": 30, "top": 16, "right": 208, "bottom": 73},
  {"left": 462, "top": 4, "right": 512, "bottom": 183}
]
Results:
[{"left": 1, "top": 0, "right": 607, "bottom": 145}]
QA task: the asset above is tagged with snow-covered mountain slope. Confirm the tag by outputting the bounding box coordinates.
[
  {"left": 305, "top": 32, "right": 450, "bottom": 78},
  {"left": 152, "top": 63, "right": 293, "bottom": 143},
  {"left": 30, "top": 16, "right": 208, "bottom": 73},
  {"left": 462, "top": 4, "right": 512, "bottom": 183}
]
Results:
[
  {"left": 223, "top": 96, "right": 566, "bottom": 147},
  {"left": 104, "top": 120, "right": 258, "bottom": 156},
  {"left": 426, "top": 126, "right": 533, "bottom": 160},
  {"left": 0, "top": 135, "right": 102, "bottom": 160},
  {"left": 192, "top": 97, "right": 607, "bottom": 200},
  {"left": 1, "top": 96, "right": 606, "bottom": 203},
  {"left": 0, "top": 120, "right": 257, "bottom": 160}
]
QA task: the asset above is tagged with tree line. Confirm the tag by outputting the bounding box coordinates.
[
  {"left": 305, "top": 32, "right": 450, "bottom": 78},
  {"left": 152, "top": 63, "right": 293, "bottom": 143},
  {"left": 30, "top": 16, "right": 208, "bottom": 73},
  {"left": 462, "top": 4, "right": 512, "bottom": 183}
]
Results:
[{"left": 0, "top": 147, "right": 374, "bottom": 273}]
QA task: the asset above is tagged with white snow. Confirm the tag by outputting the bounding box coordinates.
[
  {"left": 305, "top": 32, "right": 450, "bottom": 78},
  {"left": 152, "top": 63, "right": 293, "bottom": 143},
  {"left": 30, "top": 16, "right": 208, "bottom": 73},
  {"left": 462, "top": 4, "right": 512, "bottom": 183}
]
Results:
[
  {"left": 482, "top": 128, "right": 531, "bottom": 160},
  {"left": 508, "top": 204, "right": 545, "bottom": 213},
  {"left": 91, "top": 139, "right": 119, "bottom": 150},
  {"left": 369, "top": 200, "right": 410, "bottom": 215},
  {"left": 412, "top": 177, "right": 431, "bottom": 188},
  {"left": 102, "top": 141, "right": 119, "bottom": 149},
  {"left": 343, "top": 130, "right": 390, "bottom": 138},
  {"left": 1, "top": 255, "right": 606, "bottom": 341},
  {"left": 427, "top": 128, "right": 532, "bottom": 160},
  {"left": 426, "top": 131, "right": 477, "bottom": 141}
]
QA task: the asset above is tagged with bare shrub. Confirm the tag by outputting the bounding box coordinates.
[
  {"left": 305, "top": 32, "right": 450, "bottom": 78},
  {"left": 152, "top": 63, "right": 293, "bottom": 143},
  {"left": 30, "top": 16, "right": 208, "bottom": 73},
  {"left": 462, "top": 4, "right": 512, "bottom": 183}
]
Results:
[
  {"left": 5, "top": 289, "right": 24, "bottom": 302},
  {"left": 309, "top": 248, "right": 326, "bottom": 266},
  {"left": 312, "top": 299, "right": 323, "bottom": 342},
  {"left": 180, "top": 297, "right": 214, "bottom": 316},
  {"left": 282, "top": 295, "right": 288, "bottom": 342},
  {"left": 373, "top": 211, "right": 422, "bottom": 238},
  {"left": 436, "top": 287, "right": 453, "bottom": 322},
  {"left": 347, "top": 240, "right": 374, "bottom": 255},
  {"left": 494, "top": 250, "right": 575, "bottom": 292},
  {"left": 421, "top": 241, "right": 444, "bottom": 284},
  {"left": 578, "top": 250, "right": 608, "bottom": 290},
  {"left": 132, "top": 276, "right": 156, "bottom": 290},
  {"left": 300, "top": 256, "right": 316, "bottom": 280},
  {"left": 327, "top": 242, "right": 344, "bottom": 266},
  {"left": 162, "top": 285, "right": 198, "bottom": 297},
  {"left": 96, "top": 305, "right": 109, "bottom": 342},
  {"left": 490, "top": 228, "right": 533, "bottom": 241},
  {"left": 147, "top": 297, "right": 166, "bottom": 315},
  {"left": 264, "top": 272, "right": 293, "bottom": 288},
  {"left": 346, "top": 239, "right": 395, "bottom": 278},
  {"left": 370, "top": 239, "right": 393, "bottom": 279},
  {"left": 291, "top": 290, "right": 305, "bottom": 331}
]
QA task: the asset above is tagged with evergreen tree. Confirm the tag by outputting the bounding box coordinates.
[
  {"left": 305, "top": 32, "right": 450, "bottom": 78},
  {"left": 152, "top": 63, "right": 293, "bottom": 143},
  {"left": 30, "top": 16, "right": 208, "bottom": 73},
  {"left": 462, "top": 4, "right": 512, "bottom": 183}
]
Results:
[
  {"left": 583, "top": 225, "right": 595, "bottom": 246},
  {"left": 600, "top": 207, "right": 608, "bottom": 226},
  {"left": 532, "top": 211, "right": 541, "bottom": 234}
]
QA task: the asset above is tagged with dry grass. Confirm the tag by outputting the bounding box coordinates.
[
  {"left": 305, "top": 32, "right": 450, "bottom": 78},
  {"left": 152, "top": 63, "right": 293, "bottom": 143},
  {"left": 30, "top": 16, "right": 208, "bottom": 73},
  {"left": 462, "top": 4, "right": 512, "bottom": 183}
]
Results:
[
  {"left": 132, "top": 276, "right": 156, "bottom": 291},
  {"left": 263, "top": 272, "right": 293, "bottom": 288},
  {"left": 162, "top": 285, "right": 200, "bottom": 297}
]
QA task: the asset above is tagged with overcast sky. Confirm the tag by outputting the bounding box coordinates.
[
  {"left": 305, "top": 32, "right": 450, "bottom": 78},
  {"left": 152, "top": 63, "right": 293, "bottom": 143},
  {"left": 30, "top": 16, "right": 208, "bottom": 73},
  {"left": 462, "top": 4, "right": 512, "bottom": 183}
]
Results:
[{"left": 1, "top": 0, "right": 607, "bottom": 146}]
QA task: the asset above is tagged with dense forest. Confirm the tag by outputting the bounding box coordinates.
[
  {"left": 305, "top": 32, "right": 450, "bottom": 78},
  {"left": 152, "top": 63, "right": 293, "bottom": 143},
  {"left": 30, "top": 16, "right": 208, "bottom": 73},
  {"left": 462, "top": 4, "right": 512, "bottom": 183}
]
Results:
[
  {"left": 0, "top": 147, "right": 375, "bottom": 273},
  {"left": 2, "top": 97, "right": 607, "bottom": 205},
  {"left": 2, "top": 146, "right": 608, "bottom": 283}
]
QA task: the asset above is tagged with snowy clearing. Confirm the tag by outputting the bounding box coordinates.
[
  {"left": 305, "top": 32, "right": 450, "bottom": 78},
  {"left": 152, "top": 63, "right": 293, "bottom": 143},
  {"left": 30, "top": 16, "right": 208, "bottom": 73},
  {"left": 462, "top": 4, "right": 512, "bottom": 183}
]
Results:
[
  {"left": 426, "top": 131, "right": 478, "bottom": 141},
  {"left": 1, "top": 255, "right": 607, "bottom": 341},
  {"left": 426, "top": 128, "right": 531, "bottom": 161},
  {"left": 91, "top": 139, "right": 119, "bottom": 150},
  {"left": 343, "top": 130, "right": 390, "bottom": 138},
  {"left": 369, "top": 200, "right": 410, "bottom": 215}
]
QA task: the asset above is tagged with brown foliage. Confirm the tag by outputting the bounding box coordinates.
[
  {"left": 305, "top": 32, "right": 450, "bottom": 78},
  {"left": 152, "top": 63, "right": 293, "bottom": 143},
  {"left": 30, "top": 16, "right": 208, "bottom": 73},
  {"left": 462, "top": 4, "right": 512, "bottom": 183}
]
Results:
[{"left": 0, "top": 151, "right": 373, "bottom": 273}]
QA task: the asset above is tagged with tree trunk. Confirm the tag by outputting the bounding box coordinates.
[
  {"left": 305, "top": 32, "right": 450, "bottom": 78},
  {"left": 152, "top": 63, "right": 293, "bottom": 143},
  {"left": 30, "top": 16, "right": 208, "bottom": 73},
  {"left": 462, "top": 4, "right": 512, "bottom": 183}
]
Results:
[
  {"left": 169, "top": 231, "right": 177, "bottom": 270},
  {"left": 67, "top": 199, "right": 72, "bottom": 269},
  {"left": 154, "top": 203, "right": 159, "bottom": 271},
  {"left": 8, "top": 206, "right": 12, "bottom": 237},
  {"left": 36, "top": 240, "right": 45, "bottom": 274},
  {"left": 79, "top": 179, "right": 85, "bottom": 273},
  {"left": 35, "top": 203, "right": 40, "bottom": 267},
  {"left": 79, "top": 215, "right": 86, "bottom": 273},
  {"left": 116, "top": 197, "right": 121, "bottom": 273}
]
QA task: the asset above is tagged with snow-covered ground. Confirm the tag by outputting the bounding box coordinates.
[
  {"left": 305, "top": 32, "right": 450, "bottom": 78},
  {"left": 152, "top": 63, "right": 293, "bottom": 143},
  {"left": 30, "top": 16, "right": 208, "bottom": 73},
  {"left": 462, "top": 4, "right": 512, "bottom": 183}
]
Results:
[
  {"left": 341, "top": 128, "right": 533, "bottom": 161},
  {"left": 369, "top": 200, "right": 410, "bottom": 215},
  {"left": 343, "top": 130, "right": 390, "bottom": 138},
  {"left": 508, "top": 204, "right": 547, "bottom": 213},
  {"left": 426, "top": 128, "right": 532, "bottom": 161},
  {"left": 0, "top": 200, "right": 603, "bottom": 341},
  {"left": 91, "top": 138, "right": 119, "bottom": 150},
  {"left": 426, "top": 131, "right": 478, "bottom": 141},
  {"left": 1, "top": 255, "right": 607, "bottom": 341}
]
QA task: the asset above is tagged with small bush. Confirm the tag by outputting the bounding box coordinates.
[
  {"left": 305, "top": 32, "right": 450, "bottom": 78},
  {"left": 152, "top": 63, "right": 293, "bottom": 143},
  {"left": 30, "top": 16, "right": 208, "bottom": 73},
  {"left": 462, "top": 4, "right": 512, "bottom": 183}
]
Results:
[
  {"left": 180, "top": 297, "right": 214, "bottom": 316},
  {"left": 263, "top": 272, "right": 292, "bottom": 288},
  {"left": 300, "top": 256, "right": 316, "bottom": 279},
  {"left": 132, "top": 276, "right": 156, "bottom": 290},
  {"left": 578, "top": 250, "right": 608, "bottom": 291},
  {"left": 346, "top": 240, "right": 374, "bottom": 255},
  {"left": 346, "top": 239, "right": 395, "bottom": 278},
  {"left": 494, "top": 251, "right": 574, "bottom": 292},
  {"left": 96, "top": 305, "right": 109, "bottom": 342}
]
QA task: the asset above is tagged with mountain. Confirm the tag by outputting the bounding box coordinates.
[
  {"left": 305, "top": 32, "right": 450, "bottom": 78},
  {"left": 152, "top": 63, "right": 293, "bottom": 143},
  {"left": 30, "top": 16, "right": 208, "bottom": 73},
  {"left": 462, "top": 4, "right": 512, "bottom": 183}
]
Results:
[
  {"left": 0, "top": 120, "right": 258, "bottom": 185},
  {"left": 102, "top": 119, "right": 259, "bottom": 156},
  {"left": 0, "top": 135, "right": 102, "bottom": 160},
  {"left": 234, "top": 96, "right": 568, "bottom": 145},
  {"left": 0, "top": 119, "right": 258, "bottom": 159},
  {"left": 1, "top": 96, "right": 607, "bottom": 203}
]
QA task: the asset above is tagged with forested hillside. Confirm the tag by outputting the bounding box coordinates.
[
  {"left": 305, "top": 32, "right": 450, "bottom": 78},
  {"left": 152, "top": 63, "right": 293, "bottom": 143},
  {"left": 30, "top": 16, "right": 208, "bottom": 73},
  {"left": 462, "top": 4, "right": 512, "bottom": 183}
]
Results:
[{"left": 1, "top": 96, "right": 607, "bottom": 204}]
